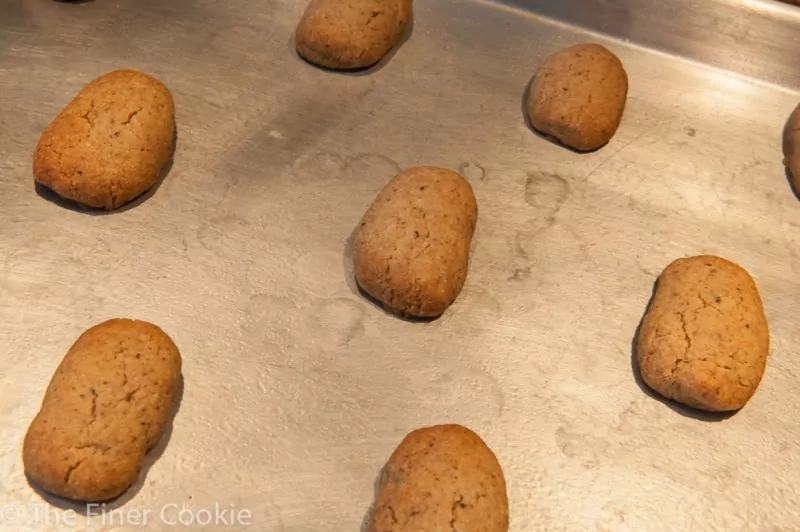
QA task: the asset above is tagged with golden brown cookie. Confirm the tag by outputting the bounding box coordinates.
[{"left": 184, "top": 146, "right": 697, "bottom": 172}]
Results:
[
  {"left": 371, "top": 424, "right": 508, "bottom": 532},
  {"left": 23, "top": 319, "right": 182, "bottom": 502},
  {"left": 526, "top": 43, "right": 628, "bottom": 151},
  {"left": 33, "top": 69, "right": 175, "bottom": 210},
  {"left": 782, "top": 102, "right": 800, "bottom": 191},
  {"left": 353, "top": 166, "right": 478, "bottom": 318},
  {"left": 636, "top": 255, "right": 770, "bottom": 412},
  {"left": 295, "top": 0, "right": 412, "bottom": 70}
]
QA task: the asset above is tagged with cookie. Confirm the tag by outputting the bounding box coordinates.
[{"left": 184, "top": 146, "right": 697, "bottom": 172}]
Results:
[
  {"left": 525, "top": 43, "right": 628, "bottom": 151},
  {"left": 353, "top": 166, "right": 478, "bottom": 318},
  {"left": 23, "top": 319, "right": 182, "bottom": 502},
  {"left": 636, "top": 255, "right": 770, "bottom": 412},
  {"left": 371, "top": 424, "right": 509, "bottom": 532},
  {"left": 782, "top": 102, "right": 800, "bottom": 191},
  {"left": 33, "top": 69, "right": 175, "bottom": 210},
  {"left": 295, "top": 0, "right": 412, "bottom": 70}
]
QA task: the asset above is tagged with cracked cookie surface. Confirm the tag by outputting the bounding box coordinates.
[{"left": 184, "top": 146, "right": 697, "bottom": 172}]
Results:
[
  {"left": 295, "top": 0, "right": 412, "bottom": 70},
  {"left": 23, "top": 319, "right": 182, "bottom": 502},
  {"left": 353, "top": 166, "right": 478, "bottom": 318},
  {"left": 33, "top": 69, "right": 175, "bottom": 210},
  {"left": 636, "top": 255, "right": 770, "bottom": 412},
  {"left": 371, "top": 424, "right": 508, "bottom": 532},
  {"left": 526, "top": 43, "right": 628, "bottom": 152}
]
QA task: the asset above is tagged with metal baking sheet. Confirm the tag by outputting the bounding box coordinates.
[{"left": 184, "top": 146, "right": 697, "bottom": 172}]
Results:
[{"left": 1, "top": 0, "right": 799, "bottom": 530}]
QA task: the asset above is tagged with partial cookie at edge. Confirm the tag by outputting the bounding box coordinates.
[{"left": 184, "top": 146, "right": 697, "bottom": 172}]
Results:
[{"left": 371, "top": 424, "right": 509, "bottom": 531}]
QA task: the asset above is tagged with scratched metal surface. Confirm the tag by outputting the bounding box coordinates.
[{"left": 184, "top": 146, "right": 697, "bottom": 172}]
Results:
[{"left": 1, "top": 0, "right": 800, "bottom": 530}]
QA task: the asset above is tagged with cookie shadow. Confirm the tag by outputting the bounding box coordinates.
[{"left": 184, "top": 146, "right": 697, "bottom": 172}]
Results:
[
  {"left": 293, "top": 15, "right": 415, "bottom": 76},
  {"left": 342, "top": 222, "right": 439, "bottom": 324},
  {"left": 26, "top": 375, "right": 185, "bottom": 512},
  {"left": 359, "top": 462, "right": 387, "bottom": 532},
  {"left": 35, "top": 127, "right": 178, "bottom": 215},
  {"left": 630, "top": 279, "right": 735, "bottom": 422},
  {"left": 519, "top": 77, "right": 606, "bottom": 155},
  {"left": 26, "top": 481, "right": 88, "bottom": 516},
  {"left": 784, "top": 166, "right": 800, "bottom": 201}
]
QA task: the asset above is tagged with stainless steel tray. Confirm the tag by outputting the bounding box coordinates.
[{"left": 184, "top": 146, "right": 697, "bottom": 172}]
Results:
[{"left": 2, "top": 0, "right": 799, "bottom": 530}]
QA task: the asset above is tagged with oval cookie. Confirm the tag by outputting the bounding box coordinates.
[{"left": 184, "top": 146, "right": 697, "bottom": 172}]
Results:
[
  {"left": 353, "top": 166, "right": 478, "bottom": 318},
  {"left": 295, "top": 0, "right": 412, "bottom": 70},
  {"left": 636, "top": 255, "right": 770, "bottom": 412},
  {"left": 371, "top": 424, "right": 509, "bottom": 532},
  {"left": 33, "top": 69, "right": 175, "bottom": 210},
  {"left": 23, "top": 319, "right": 182, "bottom": 502},
  {"left": 526, "top": 43, "right": 628, "bottom": 151}
]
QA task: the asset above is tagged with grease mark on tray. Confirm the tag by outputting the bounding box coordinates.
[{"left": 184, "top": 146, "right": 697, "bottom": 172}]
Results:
[
  {"left": 196, "top": 214, "right": 248, "bottom": 250},
  {"left": 458, "top": 161, "right": 487, "bottom": 183},
  {"left": 513, "top": 166, "right": 587, "bottom": 276},
  {"left": 554, "top": 425, "right": 602, "bottom": 469},
  {"left": 524, "top": 172, "right": 570, "bottom": 232},
  {"left": 508, "top": 266, "right": 532, "bottom": 282},
  {"left": 291, "top": 149, "right": 344, "bottom": 182},
  {"left": 507, "top": 232, "right": 535, "bottom": 282},
  {"left": 244, "top": 292, "right": 366, "bottom": 350},
  {"left": 553, "top": 398, "right": 650, "bottom": 469},
  {"left": 512, "top": 232, "right": 529, "bottom": 260},
  {"left": 554, "top": 398, "right": 745, "bottom": 489},
  {"left": 242, "top": 292, "right": 304, "bottom": 350},
  {"left": 311, "top": 297, "right": 366, "bottom": 346},
  {"left": 341, "top": 152, "right": 402, "bottom": 181},
  {"left": 735, "top": 158, "right": 768, "bottom": 192}
]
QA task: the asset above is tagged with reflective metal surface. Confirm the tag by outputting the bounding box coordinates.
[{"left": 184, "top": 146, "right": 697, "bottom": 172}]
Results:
[{"left": 1, "top": 0, "right": 800, "bottom": 530}]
